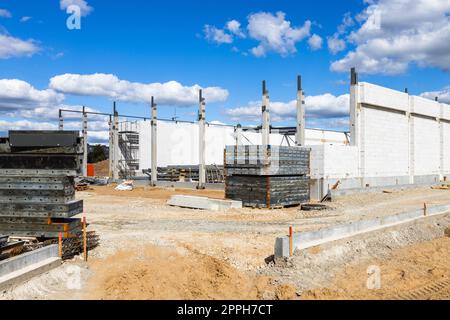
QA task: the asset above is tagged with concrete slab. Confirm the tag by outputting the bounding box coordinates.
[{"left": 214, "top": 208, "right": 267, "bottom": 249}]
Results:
[
  {"left": 274, "top": 203, "right": 450, "bottom": 257},
  {"left": 167, "top": 195, "right": 242, "bottom": 211},
  {"left": 0, "top": 244, "right": 61, "bottom": 291}
]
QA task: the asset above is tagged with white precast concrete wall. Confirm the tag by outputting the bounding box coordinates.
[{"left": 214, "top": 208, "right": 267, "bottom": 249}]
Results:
[
  {"left": 129, "top": 120, "right": 348, "bottom": 171},
  {"left": 443, "top": 122, "right": 450, "bottom": 174},
  {"left": 312, "top": 81, "right": 450, "bottom": 200},
  {"left": 362, "top": 107, "right": 409, "bottom": 178}
]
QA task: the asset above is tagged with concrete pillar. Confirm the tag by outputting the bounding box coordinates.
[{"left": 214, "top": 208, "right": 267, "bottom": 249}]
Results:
[
  {"left": 198, "top": 90, "right": 206, "bottom": 189},
  {"left": 295, "top": 75, "right": 305, "bottom": 146},
  {"left": 112, "top": 102, "right": 119, "bottom": 181},
  {"left": 261, "top": 80, "right": 270, "bottom": 146},
  {"left": 235, "top": 124, "right": 243, "bottom": 146},
  {"left": 151, "top": 96, "right": 158, "bottom": 186},
  {"left": 59, "top": 110, "right": 64, "bottom": 131},
  {"left": 408, "top": 96, "right": 415, "bottom": 184},
  {"left": 82, "top": 106, "right": 88, "bottom": 177},
  {"left": 108, "top": 115, "right": 113, "bottom": 178},
  {"left": 349, "top": 68, "right": 360, "bottom": 147},
  {"left": 439, "top": 103, "right": 444, "bottom": 180}
]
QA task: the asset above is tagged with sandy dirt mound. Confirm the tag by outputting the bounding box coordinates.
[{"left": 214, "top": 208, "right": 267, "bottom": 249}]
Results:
[
  {"left": 92, "top": 160, "right": 109, "bottom": 177},
  {"left": 85, "top": 245, "right": 297, "bottom": 300},
  {"left": 301, "top": 237, "right": 450, "bottom": 300}
]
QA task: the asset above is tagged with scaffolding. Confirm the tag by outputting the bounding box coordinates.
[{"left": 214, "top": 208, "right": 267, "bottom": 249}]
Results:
[{"left": 118, "top": 121, "right": 140, "bottom": 179}]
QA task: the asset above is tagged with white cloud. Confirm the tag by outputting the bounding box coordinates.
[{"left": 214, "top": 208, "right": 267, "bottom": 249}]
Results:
[
  {"left": 327, "top": 34, "right": 346, "bottom": 55},
  {"left": 0, "top": 79, "right": 64, "bottom": 111},
  {"left": 20, "top": 16, "right": 32, "bottom": 23},
  {"left": 327, "top": 12, "right": 354, "bottom": 55},
  {"left": 60, "top": 0, "right": 93, "bottom": 17},
  {"left": 0, "top": 120, "right": 56, "bottom": 131},
  {"left": 247, "top": 11, "right": 311, "bottom": 57},
  {"left": 421, "top": 86, "right": 450, "bottom": 104},
  {"left": 330, "top": 0, "right": 450, "bottom": 74},
  {"left": 49, "top": 73, "right": 229, "bottom": 106},
  {"left": 224, "top": 93, "right": 350, "bottom": 122},
  {"left": 204, "top": 25, "right": 233, "bottom": 44},
  {"left": 0, "top": 34, "right": 40, "bottom": 59},
  {"left": 226, "top": 20, "right": 245, "bottom": 38},
  {"left": 308, "top": 34, "right": 323, "bottom": 50},
  {"left": 0, "top": 9, "right": 12, "bottom": 18}
]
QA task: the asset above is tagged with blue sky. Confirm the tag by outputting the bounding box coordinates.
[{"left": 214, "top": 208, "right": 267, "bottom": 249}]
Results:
[{"left": 0, "top": 0, "right": 449, "bottom": 142}]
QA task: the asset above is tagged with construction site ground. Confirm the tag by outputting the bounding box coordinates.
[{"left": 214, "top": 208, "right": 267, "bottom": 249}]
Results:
[{"left": 1, "top": 185, "right": 450, "bottom": 300}]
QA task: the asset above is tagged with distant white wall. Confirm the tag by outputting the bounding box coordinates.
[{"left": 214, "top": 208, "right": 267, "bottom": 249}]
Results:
[{"left": 129, "top": 120, "right": 348, "bottom": 170}]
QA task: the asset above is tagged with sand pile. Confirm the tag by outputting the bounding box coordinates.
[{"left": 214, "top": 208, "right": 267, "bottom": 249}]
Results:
[{"left": 86, "top": 245, "right": 297, "bottom": 300}]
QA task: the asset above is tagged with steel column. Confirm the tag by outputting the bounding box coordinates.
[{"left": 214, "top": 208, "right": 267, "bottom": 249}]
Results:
[
  {"left": 108, "top": 115, "right": 113, "bottom": 178},
  {"left": 82, "top": 106, "right": 88, "bottom": 177},
  {"left": 112, "top": 102, "right": 119, "bottom": 181},
  {"left": 262, "top": 80, "right": 270, "bottom": 146},
  {"left": 151, "top": 97, "right": 158, "bottom": 186},
  {"left": 59, "top": 110, "right": 64, "bottom": 131},
  {"left": 295, "top": 75, "right": 305, "bottom": 146},
  {"left": 198, "top": 90, "right": 206, "bottom": 189}
]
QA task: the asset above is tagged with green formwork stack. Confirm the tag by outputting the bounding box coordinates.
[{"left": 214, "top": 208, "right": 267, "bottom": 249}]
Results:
[{"left": 224, "top": 145, "right": 311, "bottom": 208}]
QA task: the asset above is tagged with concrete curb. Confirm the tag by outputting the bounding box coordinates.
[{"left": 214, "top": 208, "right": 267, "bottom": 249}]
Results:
[
  {"left": 0, "top": 244, "right": 61, "bottom": 291},
  {"left": 274, "top": 203, "right": 450, "bottom": 258},
  {"left": 330, "top": 182, "right": 442, "bottom": 200},
  {"left": 167, "top": 195, "right": 242, "bottom": 211}
]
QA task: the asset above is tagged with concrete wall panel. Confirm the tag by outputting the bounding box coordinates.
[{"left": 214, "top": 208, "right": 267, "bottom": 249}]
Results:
[
  {"left": 410, "top": 96, "right": 440, "bottom": 118},
  {"left": 413, "top": 116, "right": 440, "bottom": 175},
  {"left": 359, "top": 82, "right": 409, "bottom": 112}
]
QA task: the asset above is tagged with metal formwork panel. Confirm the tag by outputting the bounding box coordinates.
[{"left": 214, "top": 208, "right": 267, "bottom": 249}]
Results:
[
  {"left": 0, "top": 154, "right": 81, "bottom": 170},
  {"left": 9, "top": 131, "right": 79, "bottom": 148},
  {"left": 0, "top": 200, "right": 83, "bottom": 218}
]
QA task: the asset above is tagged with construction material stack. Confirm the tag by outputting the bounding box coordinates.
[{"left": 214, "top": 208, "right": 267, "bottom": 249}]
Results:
[
  {"left": 225, "top": 145, "right": 310, "bottom": 208},
  {"left": 0, "top": 131, "right": 84, "bottom": 238}
]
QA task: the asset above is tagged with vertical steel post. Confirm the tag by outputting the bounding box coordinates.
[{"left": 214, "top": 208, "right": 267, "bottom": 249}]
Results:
[
  {"left": 82, "top": 106, "right": 88, "bottom": 177},
  {"left": 198, "top": 90, "right": 206, "bottom": 189},
  {"left": 113, "top": 102, "right": 119, "bottom": 181},
  {"left": 262, "top": 80, "right": 270, "bottom": 146},
  {"left": 151, "top": 96, "right": 158, "bottom": 186},
  {"left": 296, "top": 75, "right": 306, "bottom": 146},
  {"left": 59, "top": 110, "right": 64, "bottom": 131}
]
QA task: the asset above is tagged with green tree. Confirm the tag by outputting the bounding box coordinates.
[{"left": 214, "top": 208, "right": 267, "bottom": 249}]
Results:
[{"left": 88, "top": 144, "right": 107, "bottom": 163}]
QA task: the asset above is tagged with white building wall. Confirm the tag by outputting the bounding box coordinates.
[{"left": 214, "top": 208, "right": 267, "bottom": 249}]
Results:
[
  {"left": 443, "top": 122, "right": 450, "bottom": 175},
  {"left": 413, "top": 117, "right": 440, "bottom": 176},
  {"left": 362, "top": 107, "right": 409, "bottom": 177},
  {"left": 133, "top": 120, "right": 348, "bottom": 170}
]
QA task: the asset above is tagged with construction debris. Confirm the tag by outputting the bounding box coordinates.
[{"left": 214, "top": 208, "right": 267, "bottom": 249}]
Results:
[
  {"left": 115, "top": 180, "right": 134, "bottom": 191},
  {"left": 167, "top": 195, "right": 242, "bottom": 211},
  {"left": 432, "top": 184, "right": 450, "bottom": 190}
]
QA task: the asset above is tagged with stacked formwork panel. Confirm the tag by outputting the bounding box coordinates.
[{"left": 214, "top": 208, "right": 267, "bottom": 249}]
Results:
[
  {"left": 225, "top": 145, "right": 310, "bottom": 208},
  {"left": 0, "top": 131, "right": 84, "bottom": 238}
]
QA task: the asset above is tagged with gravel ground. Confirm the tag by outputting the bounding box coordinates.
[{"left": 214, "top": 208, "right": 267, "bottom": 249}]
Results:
[{"left": 1, "top": 185, "right": 449, "bottom": 300}]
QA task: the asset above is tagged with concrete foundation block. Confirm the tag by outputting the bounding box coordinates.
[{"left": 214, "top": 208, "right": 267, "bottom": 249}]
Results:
[
  {"left": 0, "top": 245, "right": 61, "bottom": 291},
  {"left": 167, "top": 195, "right": 242, "bottom": 211},
  {"left": 274, "top": 202, "right": 450, "bottom": 258}
]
